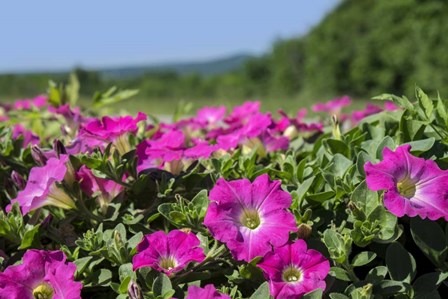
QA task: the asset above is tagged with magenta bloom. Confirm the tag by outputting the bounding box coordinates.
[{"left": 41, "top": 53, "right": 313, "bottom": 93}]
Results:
[
  {"left": 351, "top": 103, "right": 383, "bottom": 124},
  {"left": 258, "top": 240, "right": 330, "bottom": 299},
  {"left": 365, "top": 145, "right": 448, "bottom": 220},
  {"left": 186, "top": 285, "right": 231, "bottom": 299},
  {"left": 384, "top": 101, "right": 399, "bottom": 111},
  {"left": 312, "top": 96, "right": 351, "bottom": 114},
  {"left": 225, "top": 101, "right": 261, "bottom": 125},
  {"left": 77, "top": 165, "right": 124, "bottom": 211},
  {"left": 197, "top": 106, "right": 226, "bottom": 126},
  {"left": 132, "top": 230, "right": 205, "bottom": 275},
  {"left": 204, "top": 174, "right": 297, "bottom": 262},
  {"left": 79, "top": 112, "right": 146, "bottom": 154},
  {"left": 0, "top": 249, "right": 82, "bottom": 299},
  {"left": 12, "top": 124, "right": 39, "bottom": 147},
  {"left": 12, "top": 95, "right": 47, "bottom": 110},
  {"left": 9, "top": 155, "right": 76, "bottom": 215}
]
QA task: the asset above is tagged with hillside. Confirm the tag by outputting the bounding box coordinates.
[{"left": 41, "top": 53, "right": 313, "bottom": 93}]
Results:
[{"left": 98, "top": 54, "right": 253, "bottom": 79}]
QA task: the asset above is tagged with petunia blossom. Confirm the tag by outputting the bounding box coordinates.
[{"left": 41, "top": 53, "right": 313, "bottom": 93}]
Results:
[
  {"left": 8, "top": 155, "right": 76, "bottom": 215},
  {"left": 12, "top": 124, "right": 40, "bottom": 147},
  {"left": 77, "top": 165, "right": 124, "bottom": 212},
  {"left": 258, "top": 239, "right": 330, "bottom": 299},
  {"left": 204, "top": 174, "right": 297, "bottom": 262},
  {"left": 311, "top": 96, "right": 351, "bottom": 115},
  {"left": 78, "top": 112, "right": 146, "bottom": 154},
  {"left": 351, "top": 103, "right": 383, "bottom": 124},
  {"left": 132, "top": 230, "right": 205, "bottom": 276},
  {"left": 364, "top": 144, "right": 448, "bottom": 220},
  {"left": 12, "top": 95, "right": 47, "bottom": 110},
  {"left": 0, "top": 249, "right": 82, "bottom": 299},
  {"left": 196, "top": 106, "right": 226, "bottom": 126},
  {"left": 186, "top": 285, "right": 231, "bottom": 299}
]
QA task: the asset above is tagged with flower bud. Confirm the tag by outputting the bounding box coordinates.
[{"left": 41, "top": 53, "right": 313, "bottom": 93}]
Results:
[
  {"left": 41, "top": 214, "right": 53, "bottom": 230},
  {"left": 31, "top": 146, "right": 47, "bottom": 166},
  {"left": 128, "top": 280, "right": 142, "bottom": 299},
  {"left": 11, "top": 171, "right": 26, "bottom": 190},
  {"left": 297, "top": 223, "right": 312, "bottom": 239},
  {"left": 53, "top": 139, "right": 67, "bottom": 156}
]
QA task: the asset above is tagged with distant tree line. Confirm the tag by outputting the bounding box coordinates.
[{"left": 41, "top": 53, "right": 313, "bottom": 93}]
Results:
[{"left": 1, "top": 0, "right": 447, "bottom": 100}]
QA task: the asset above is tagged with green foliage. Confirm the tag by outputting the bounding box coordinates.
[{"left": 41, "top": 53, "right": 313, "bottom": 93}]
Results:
[{"left": 3, "top": 86, "right": 448, "bottom": 298}]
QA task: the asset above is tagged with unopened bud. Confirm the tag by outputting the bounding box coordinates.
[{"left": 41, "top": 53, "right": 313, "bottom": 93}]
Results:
[
  {"left": 53, "top": 139, "right": 67, "bottom": 156},
  {"left": 331, "top": 114, "right": 341, "bottom": 140},
  {"left": 41, "top": 214, "right": 53, "bottom": 230},
  {"left": 11, "top": 171, "right": 26, "bottom": 190},
  {"left": 128, "top": 280, "right": 142, "bottom": 299},
  {"left": 297, "top": 223, "right": 312, "bottom": 239},
  {"left": 31, "top": 146, "right": 47, "bottom": 166}
]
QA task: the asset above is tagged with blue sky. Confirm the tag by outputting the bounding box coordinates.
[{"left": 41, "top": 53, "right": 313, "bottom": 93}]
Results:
[{"left": 0, "top": 0, "right": 339, "bottom": 72}]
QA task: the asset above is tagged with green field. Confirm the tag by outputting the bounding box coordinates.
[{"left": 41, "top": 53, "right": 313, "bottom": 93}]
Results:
[{"left": 76, "top": 95, "right": 372, "bottom": 117}]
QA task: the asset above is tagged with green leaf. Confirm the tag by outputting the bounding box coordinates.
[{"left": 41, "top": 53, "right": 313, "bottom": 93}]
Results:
[
  {"left": 404, "top": 137, "right": 435, "bottom": 153},
  {"left": 329, "top": 267, "right": 351, "bottom": 281},
  {"left": 323, "top": 230, "right": 347, "bottom": 263},
  {"left": 152, "top": 273, "right": 173, "bottom": 297},
  {"left": 386, "top": 242, "right": 416, "bottom": 283},
  {"left": 294, "top": 177, "right": 315, "bottom": 208},
  {"left": 373, "top": 280, "right": 410, "bottom": 295},
  {"left": 190, "top": 189, "right": 209, "bottom": 219},
  {"left": 435, "top": 94, "right": 448, "bottom": 128},
  {"left": 413, "top": 272, "right": 448, "bottom": 299},
  {"left": 19, "top": 224, "right": 40, "bottom": 249},
  {"left": 74, "top": 256, "right": 93, "bottom": 276},
  {"left": 350, "top": 181, "right": 379, "bottom": 218},
  {"left": 87, "top": 269, "right": 113, "bottom": 287},
  {"left": 373, "top": 93, "right": 414, "bottom": 111},
  {"left": 376, "top": 136, "right": 395, "bottom": 159},
  {"left": 356, "top": 151, "right": 373, "bottom": 177},
  {"left": 410, "top": 218, "right": 448, "bottom": 267},
  {"left": 365, "top": 266, "right": 388, "bottom": 283},
  {"left": 303, "top": 288, "right": 323, "bottom": 299},
  {"left": 249, "top": 282, "right": 271, "bottom": 299},
  {"left": 370, "top": 206, "right": 400, "bottom": 242},
  {"left": 325, "top": 139, "right": 350, "bottom": 157},
  {"left": 327, "top": 154, "right": 353, "bottom": 178},
  {"left": 352, "top": 251, "right": 377, "bottom": 267},
  {"left": 93, "top": 87, "right": 139, "bottom": 108},
  {"left": 127, "top": 232, "right": 143, "bottom": 250},
  {"left": 416, "top": 86, "right": 434, "bottom": 119},
  {"left": 329, "top": 294, "right": 350, "bottom": 299},
  {"left": 307, "top": 191, "right": 335, "bottom": 204}
]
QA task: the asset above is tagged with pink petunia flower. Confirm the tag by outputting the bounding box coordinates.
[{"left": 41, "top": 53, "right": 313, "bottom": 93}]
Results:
[
  {"left": 12, "top": 95, "right": 48, "bottom": 110},
  {"left": 12, "top": 124, "right": 40, "bottom": 147},
  {"left": 77, "top": 165, "right": 124, "bottom": 212},
  {"left": 224, "top": 101, "right": 261, "bottom": 126},
  {"left": 204, "top": 174, "right": 297, "bottom": 262},
  {"left": 365, "top": 144, "right": 448, "bottom": 220},
  {"left": 0, "top": 249, "right": 82, "bottom": 299},
  {"left": 186, "top": 285, "right": 231, "bottom": 299},
  {"left": 9, "top": 155, "right": 76, "bottom": 215},
  {"left": 78, "top": 112, "right": 146, "bottom": 154},
  {"left": 196, "top": 106, "right": 227, "bottom": 126},
  {"left": 312, "top": 96, "right": 351, "bottom": 115},
  {"left": 132, "top": 230, "right": 205, "bottom": 276},
  {"left": 384, "top": 101, "right": 399, "bottom": 111},
  {"left": 351, "top": 103, "right": 383, "bottom": 124},
  {"left": 216, "top": 112, "right": 273, "bottom": 152},
  {"left": 258, "top": 239, "right": 330, "bottom": 299}
]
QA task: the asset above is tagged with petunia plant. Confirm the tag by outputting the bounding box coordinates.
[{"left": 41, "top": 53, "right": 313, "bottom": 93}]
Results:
[{"left": 2, "top": 83, "right": 448, "bottom": 298}]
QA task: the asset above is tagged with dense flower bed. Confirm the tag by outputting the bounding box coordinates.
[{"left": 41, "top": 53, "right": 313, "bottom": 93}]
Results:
[{"left": 1, "top": 86, "right": 448, "bottom": 298}]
